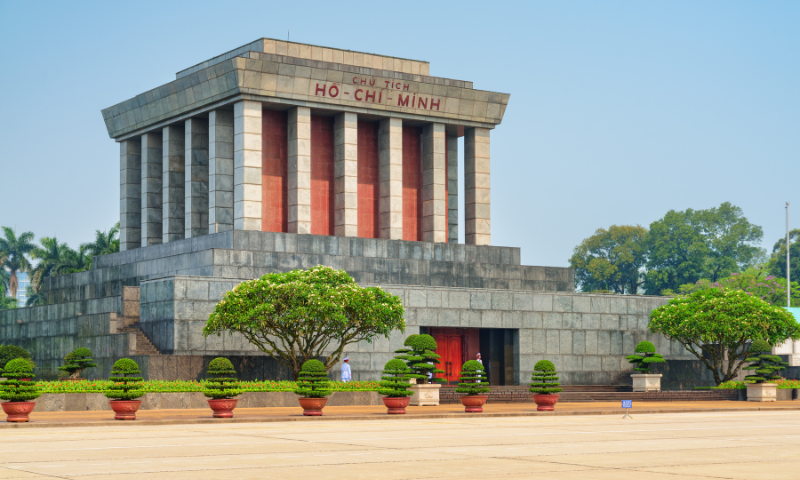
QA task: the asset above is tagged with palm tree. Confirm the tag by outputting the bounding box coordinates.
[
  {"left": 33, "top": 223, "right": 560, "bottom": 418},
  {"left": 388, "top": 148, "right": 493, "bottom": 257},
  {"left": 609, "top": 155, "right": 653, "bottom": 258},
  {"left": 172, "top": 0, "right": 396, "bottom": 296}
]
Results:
[
  {"left": 0, "top": 227, "right": 35, "bottom": 300},
  {"left": 25, "top": 285, "right": 45, "bottom": 307},
  {"left": 82, "top": 223, "right": 120, "bottom": 257},
  {"left": 30, "top": 237, "right": 69, "bottom": 293},
  {"left": 0, "top": 267, "right": 9, "bottom": 298}
]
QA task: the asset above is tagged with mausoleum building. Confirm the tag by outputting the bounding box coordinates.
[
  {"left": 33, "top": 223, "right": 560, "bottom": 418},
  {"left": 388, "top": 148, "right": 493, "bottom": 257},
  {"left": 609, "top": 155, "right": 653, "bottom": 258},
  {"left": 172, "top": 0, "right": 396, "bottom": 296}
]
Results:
[{"left": 0, "top": 39, "right": 707, "bottom": 386}]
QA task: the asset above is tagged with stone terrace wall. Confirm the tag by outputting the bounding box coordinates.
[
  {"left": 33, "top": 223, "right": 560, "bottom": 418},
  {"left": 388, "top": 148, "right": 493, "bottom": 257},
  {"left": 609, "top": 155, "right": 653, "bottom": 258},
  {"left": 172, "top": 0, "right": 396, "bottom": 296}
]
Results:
[
  {"left": 139, "top": 276, "right": 691, "bottom": 385},
  {"left": 0, "top": 298, "right": 150, "bottom": 380}
]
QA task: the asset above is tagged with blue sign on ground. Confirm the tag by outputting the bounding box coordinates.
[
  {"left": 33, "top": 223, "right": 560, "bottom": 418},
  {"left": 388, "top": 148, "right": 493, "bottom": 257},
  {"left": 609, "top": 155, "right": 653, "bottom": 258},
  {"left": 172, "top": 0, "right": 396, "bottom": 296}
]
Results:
[{"left": 621, "top": 400, "right": 633, "bottom": 409}]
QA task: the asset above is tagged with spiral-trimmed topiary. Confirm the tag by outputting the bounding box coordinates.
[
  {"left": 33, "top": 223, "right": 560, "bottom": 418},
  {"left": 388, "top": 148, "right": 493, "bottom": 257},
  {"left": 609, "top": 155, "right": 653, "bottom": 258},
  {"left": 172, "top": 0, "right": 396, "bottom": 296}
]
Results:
[
  {"left": 294, "top": 359, "right": 332, "bottom": 398},
  {"left": 625, "top": 341, "right": 666, "bottom": 373},
  {"left": 0, "top": 358, "right": 41, "bottom": 402},
  {"left": 744, "top": 339, "right": 787, "bottom": 384},
  {"left": 530, "top": 359, "right": 562, "bottom": 394},
  {"left": 58, "top": 347, "right": 97, "bottom": 379},
  {"left": 394, "top": 334, "right": 445, "bottom": 384},
  {"left": 455, "top": 360, "right": 490, "bottom": 396},
  {"left": 203, "top": 357, "right": 240, "bottom": 400},
  {"left": 378, "top": 359, "right": 413, "bottom": 397},
  {"left": 105, "top": 358, "right": 144, "bottom": 401}
]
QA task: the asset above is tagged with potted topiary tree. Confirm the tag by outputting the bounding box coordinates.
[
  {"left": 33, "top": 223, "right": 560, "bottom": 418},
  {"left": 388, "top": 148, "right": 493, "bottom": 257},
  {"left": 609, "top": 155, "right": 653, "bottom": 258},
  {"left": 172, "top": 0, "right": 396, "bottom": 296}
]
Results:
[
  {"left": 744, "top": 339, "right": 787, "bottom": 402},
  {"left": 105, "top": 358, "right": 145, "bottom": 420},
  {"left": 58, "top": 347, "right": 97, "bottom": 381},
  {"left": 530, "top": 360, "right": 562, "bottom": 411},
  {"left": 204, "top": 357, "right": 241, "bottom": 418},
  {"left": 0, "top": 358, "right": 41, "bottom": 422},
  {"left": 394, "top": 334, "right": 445, "bottom": 406},
  {"left": 626, "top": 341, "right": 666, "bottom": 392},
  {"left": 456, "top": 360, "right": 490, "bottom": 413},
  {"left": 294, "top": 359, "right": 332, "bottom": 416},
  {"left": 378, "top": 359, "right": 413, "bottom": 414}
]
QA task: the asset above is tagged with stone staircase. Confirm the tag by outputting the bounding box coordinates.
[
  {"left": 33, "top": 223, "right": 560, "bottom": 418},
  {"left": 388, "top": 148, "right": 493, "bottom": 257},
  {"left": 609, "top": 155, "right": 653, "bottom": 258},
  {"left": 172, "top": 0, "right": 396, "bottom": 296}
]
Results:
[{"left": 112, "top": 286, "right": 160, "bottom": 356}]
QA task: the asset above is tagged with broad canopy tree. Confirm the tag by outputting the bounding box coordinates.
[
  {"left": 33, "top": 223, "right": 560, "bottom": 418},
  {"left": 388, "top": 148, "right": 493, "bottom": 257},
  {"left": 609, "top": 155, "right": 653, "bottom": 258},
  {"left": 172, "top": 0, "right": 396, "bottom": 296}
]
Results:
[
  {"left": 569, "top": 225, "right": 648, "bottom": 294},
  {"left": 648, "top": 288, "right": 800, "bottom": 385},
  {"left": 204, "top": 266, "right": 405, "bottom": 379}
]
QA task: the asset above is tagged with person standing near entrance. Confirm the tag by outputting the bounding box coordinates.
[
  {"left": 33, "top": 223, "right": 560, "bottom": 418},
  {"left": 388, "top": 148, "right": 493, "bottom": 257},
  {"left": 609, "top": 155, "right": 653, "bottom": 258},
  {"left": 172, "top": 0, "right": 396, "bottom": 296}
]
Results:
[
  {"left": 476, "top": 353, "right": 488, "bottom": 383},
  {"left": 341, "top": 356, "right": 352, "bottom": 382}
]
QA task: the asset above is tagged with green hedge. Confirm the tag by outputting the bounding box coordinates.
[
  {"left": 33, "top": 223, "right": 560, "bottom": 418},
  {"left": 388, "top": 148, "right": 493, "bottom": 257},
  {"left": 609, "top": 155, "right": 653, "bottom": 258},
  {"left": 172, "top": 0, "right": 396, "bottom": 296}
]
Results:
[{"left": 716, "top": 379, "right": 800, "bottom": 389}]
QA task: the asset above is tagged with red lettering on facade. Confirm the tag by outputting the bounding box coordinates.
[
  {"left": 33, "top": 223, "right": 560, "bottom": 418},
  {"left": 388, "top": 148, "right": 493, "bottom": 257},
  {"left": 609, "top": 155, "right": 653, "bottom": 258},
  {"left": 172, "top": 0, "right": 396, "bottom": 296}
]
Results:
[
  {"left": 417, "top": 97, "right": 427, "bottom": 109},
  {"left": 430, "top": 98, "right": 440, "bottom": 111},
  {"left": 353, "top": 76, "right": 359, "bottom": 84},
  {"left": 355, "top": 89, "right": 363, "bottom": 101},
  {"left": 398, "top": 94, "right": 409, "bottom": 107},
  {"left": 328, "top": 85, "right": 339, "bottom": 98},
  {"left": 385, "top": 80, "right": 391, "bottom": 88},
  {"left": 315, "top": 83, "right": 326, "bottom": 96},
  {"left": 360, "top": 78, "right": 367, "bottom": 85},
  {"left": 378, "top": 91, "right": 382, "bottom": 103},
  {"left": 412, "top": 95, "right": 416, "bottom": 108},
  {"left": 403, "top": 84, "right": 409, "bottom": 91},
  {"left": 369, "top": 79, "right": 375, "bottom": 86},
  {"left": 365, "top": 90, "right": 375, "bottom": 102}
]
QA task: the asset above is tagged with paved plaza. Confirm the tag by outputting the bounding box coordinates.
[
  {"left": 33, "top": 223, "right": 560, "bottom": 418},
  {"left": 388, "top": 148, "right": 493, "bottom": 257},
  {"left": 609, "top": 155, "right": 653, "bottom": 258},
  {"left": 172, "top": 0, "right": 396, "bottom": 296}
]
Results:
[{"left": 1, "top": 410, "right": 799, "bottom": 479}]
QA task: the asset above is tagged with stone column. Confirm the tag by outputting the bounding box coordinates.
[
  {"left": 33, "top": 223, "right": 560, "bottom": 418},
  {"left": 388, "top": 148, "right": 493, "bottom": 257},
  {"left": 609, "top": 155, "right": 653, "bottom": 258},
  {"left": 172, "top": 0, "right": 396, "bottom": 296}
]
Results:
[
  {"left": 140, "top": 132, "right": 163, "bottom": 247},
  {"left": 162, "top": 125, "right": 185, "bottom": 243},
  {"left": 119, "top": 137, "right": 142, "bottom": 251},
  {"left": 120, "top": 138, "right": 142, "bottom": 251},
  {"left": 422, "top": 123, "right": 447, "bottom": 243},
  {"left": 334, "top": 112, "right": 358, "bottom": 237},
  {"left": 378, "top": 118, "right": 403, "bottom": 240},
  {"left": 447, "top": 134, "right": 459, "bottom": 244},
  {"left": 465, "top": 127, "right": 491, "bottom": 245},
  {"left": 209, "top": 110, "right": 234, "bottom": 234},
  {"left": 233, "top": 100, "right": 262, "bottom": 231},
  {"left": 288, "top": 106, "right": 311, "bottom": 234},
  {"left": 185, "top": 118, "right": 209, "bottom": 239}
]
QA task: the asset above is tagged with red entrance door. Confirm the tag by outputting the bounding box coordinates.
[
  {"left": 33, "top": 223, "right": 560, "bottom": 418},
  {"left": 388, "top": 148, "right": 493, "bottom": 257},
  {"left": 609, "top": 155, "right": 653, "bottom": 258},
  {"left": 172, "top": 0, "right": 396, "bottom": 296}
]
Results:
[{"left": 434, "top": 335, "right": 463, "bottom": 385}]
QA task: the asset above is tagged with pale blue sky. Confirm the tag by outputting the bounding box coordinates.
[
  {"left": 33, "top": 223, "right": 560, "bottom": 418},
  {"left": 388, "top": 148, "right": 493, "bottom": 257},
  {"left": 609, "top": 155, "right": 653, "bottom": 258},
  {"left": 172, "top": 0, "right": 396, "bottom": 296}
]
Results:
[{"left": 1, "top": 1, "right": 797, "bottom": 267}]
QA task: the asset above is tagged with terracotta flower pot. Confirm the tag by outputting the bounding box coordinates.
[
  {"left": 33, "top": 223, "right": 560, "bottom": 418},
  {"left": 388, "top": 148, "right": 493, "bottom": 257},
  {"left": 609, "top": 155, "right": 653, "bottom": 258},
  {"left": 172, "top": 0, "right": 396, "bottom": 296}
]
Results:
[
  {"left": 298, "top": 397, "right": 328, "bottom": 416},
  {"left": 2, "top": 401, "right": 36, "bottom": 423},
  {"left": 109, "top": 400, "right": 142, "bottom": 420},
  {"left": 533, "top": 393, "right": 560, "bottom": 411},
  {"left": 208, "top": 398, "right": 238, "bottom": 418},
  {"left": 382, "top": 396, "right": 411, "bottom": 414},
  {"left": 460, "top": 395, "right": 489, "bottom": 413}
]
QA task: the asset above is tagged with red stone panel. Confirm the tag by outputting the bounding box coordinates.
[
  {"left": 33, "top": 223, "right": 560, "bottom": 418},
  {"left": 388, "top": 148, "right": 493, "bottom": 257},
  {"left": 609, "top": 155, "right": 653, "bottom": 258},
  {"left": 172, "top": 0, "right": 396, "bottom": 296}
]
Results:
[
  {"left": 402, "top": 126, "right": 422, "bottom": 241},
  {"left": 262, "top": 109, "right": 288, "bottom": 232},
  {"left": 357, "top": 120, "right": 380, "bottom": 238},
  {"left": 311, "top": 115, "right": 335, "bottom": 236}
]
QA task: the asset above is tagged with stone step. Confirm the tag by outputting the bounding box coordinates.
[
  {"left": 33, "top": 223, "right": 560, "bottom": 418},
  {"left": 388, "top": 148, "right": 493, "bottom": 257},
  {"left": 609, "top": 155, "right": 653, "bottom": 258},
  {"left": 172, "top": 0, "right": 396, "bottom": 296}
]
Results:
[{"left": 121, "top": 326, "right": 160, "bottom": 356}]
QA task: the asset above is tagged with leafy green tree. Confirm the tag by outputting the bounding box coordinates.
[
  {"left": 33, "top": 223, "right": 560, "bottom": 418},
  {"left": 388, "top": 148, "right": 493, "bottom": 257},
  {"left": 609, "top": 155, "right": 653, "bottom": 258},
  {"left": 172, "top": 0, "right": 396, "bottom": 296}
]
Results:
[
  {"left": 743, "top": 339, "right": 787, "bottom": 384},
  {"left": 204, "top": 266, "right": 405, "bottom": 380},
  {"left": 82, "top": 223, "right": 120, "bottom": 257},
  {"left": 767, "top": 228, "right": 800, "bottom": 284},
  {"left": 455, "top": 360, "right": 490, "bottom": 396},
  {"left": 676, "top": 268, "right": 800, "bottom": 307},
  {"left": 569, "top": 225, "right": 648, "bottom": 294},
  {"left": 294, "top": 359, "right": 332, "bottom": 398},
  {"left": 394, "top": 334, "right": 445, "bottom": 384},
  {"left": 104, "top": 359, "right": 144, "bottom": 400},
  {"left": 0, "top": 227, "right": 35, "bottom": 300},
  {"left": 0, "top": 345, "right": 31, "bottom": 370},
  {"left": 203, "top": 357, "right": 240, "bottom": 400},
  {"left": 377, "top": 359, "right": 413, "bottom": 397},
  {"left": 625, "top": 341, "right": 666, "bottom": 373},
  {"left": 645, "top": 203, "right": 764, "bottom": 294},
  {"left": 0, "top": 296, "right": 17, "bottom": 310},
  {"left": 648, "top": 288, "right": 800, "bottom": 384}
]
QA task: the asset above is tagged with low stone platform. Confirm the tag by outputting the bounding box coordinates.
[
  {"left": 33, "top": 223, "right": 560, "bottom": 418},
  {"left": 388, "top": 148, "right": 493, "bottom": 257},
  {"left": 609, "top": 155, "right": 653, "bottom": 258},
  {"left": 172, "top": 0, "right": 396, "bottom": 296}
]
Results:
[
  {"left": 438, "top": 386, "right": 742, "bottom": 403},
  {"left": 32, "top": 391, "right": 382, "bottom": 412}
]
